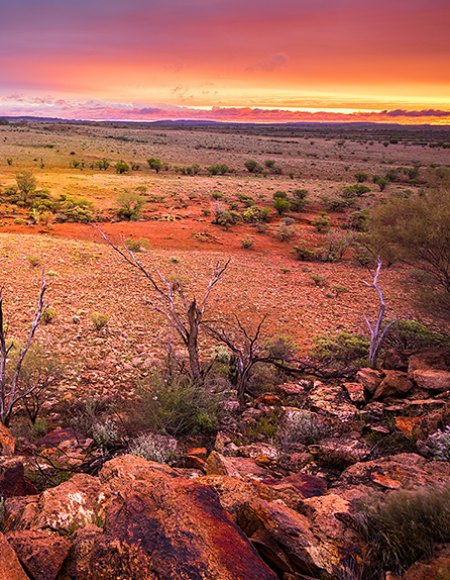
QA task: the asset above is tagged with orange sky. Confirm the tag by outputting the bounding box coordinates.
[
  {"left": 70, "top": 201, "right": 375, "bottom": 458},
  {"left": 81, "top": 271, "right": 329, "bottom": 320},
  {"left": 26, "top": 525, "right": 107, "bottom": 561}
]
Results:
[{"left": 1, "top": 0, "right": 449, "bottom": 123}]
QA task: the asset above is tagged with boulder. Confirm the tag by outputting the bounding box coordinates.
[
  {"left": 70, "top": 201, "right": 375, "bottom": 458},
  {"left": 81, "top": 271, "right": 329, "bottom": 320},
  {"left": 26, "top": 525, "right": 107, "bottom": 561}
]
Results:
[
  {"left": 54, "top": 524, "right": 103, "bottom": 580},
  {"left": 88, "top": 477, "right": 278, "bottom": 580},
  {"left": 308, "top": 438, "right": 370, "bottom": 470},
  {"left": 6, "top": 530, "right": 71, "bottom": 580},
  {"left": 304, "top": 382, "right": 359, "bottom": 423},
  {"left": 0, "top": 532, "right": 29, "bottom": 580},
  {"left": 373, "top": 370, "right": 412, "bottom": 400},
  {"left": 0, "top": 464, "right": 38, "bottom": 498},
  {"left": 206, "top": 451, "right": 242, "bottom": 478},
  {"left": 0, "top": 422, "right": 15, "bottom": 456},
  {"left": 356, "top": 368, "right": 383, "bottom": 395},
  {"left": 382, "top": 349, "right": 408, "bottom": 371},
  {"left": 412, "top": 369, "right": 450, "bottom": 392},
  {"left": 3, "top": 474, "right": 109, "bottom": 535},
  {"left": 343, "top": 382, "right": 366, "bottom": 405},
  {"left": 407, "top": 348, "right": 449, "bottom": 378},
  {"left": 401, "top": 543, "right": 450, "bottom": 580}
]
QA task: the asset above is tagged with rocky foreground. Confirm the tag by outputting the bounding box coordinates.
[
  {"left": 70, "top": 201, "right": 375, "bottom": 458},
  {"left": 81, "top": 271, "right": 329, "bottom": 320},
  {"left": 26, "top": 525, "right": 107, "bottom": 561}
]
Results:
[{"left": 2, "top": 347, "right": 450, "bottom": 579}]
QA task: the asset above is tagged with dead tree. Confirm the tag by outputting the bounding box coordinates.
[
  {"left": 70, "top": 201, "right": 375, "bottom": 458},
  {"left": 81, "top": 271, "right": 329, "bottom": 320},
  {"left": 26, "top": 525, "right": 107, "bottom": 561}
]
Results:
[
  {"left": 206, "top": 315, "right": 269, "bottom": 400},
  {"left": 97, "top": 229, "right": 231, "bottom": 382},
  {"left": 362, "top": 259, "right": 398, "bottom": 367},
  {"left": 0, "top": 271, "right": 48, "bottom": 427}
]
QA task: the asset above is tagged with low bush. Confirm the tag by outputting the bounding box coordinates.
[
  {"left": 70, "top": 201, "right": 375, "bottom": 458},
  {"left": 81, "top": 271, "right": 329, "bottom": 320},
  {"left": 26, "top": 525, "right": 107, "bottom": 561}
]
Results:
[
  {"left": 278, "top": 409, "right": 332, "bottom": 447},
  {"left": 383, "top": 320, "right": 449, "bottom": 351},
  {"left": 429, "top": 426, "right": 450, "bottom": 461},
  {"left": 292, "top": 243, "right": 317, "bottom": 261},
  {"left": 92, "top": 418, "right": 122, "bottom": 449},
  {"left": 310, "top": 332, "right": 369, "bottom": 366},
  {"left": 115, "top": 191, "right": 145, "bottom": 221},
  {"left": 312, "top": 212, "right": 331, "bottom": 232},
  {"left": 90, "top": 312, "right": 109, "bottom": 332},
  {"left": 128, "top": 433, "right": 178, "bottom": 464},
  {"left": 240, "top": 236, "right": 254, "bottom": 249},
  {"left": 275, "top": 223, "right": 296, "bottom": 242},
  {"left": 356, "top": 484, "right": 450, "bottom": 574}
]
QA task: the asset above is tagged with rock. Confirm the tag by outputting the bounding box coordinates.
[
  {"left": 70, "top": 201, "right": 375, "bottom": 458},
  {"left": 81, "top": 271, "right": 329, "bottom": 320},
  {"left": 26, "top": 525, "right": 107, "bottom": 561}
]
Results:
[
  {"left": 3, "top": 474, "right": 109, "bottom": 535},
  {"left": 0, "top": 532, "right": 29, "bottom": 580},
  {"left": 411, "top": 411, "right": 444, "bottom": 441},
  {"left": 412, "top": 369, "right": 450, "bottom": 391},
  {"left": 277, "top": 452, "right": 312, "bottom": 473},
  {"left": 88, "top": 477, "right": 278, "bottom": 580},
  {"left": 37, "top": 428, "right": 83, "bottom": 449},
  {"left": 277, "top": 382, "right": 308, "bottom": 397},
  {"left": 395, "top": 416, "right": 422, "bottom": 437},
  {"left": 58, "top": 524, "right": 103, "bottom": 580},
  {"left": 214, "top": 431, "right": 232, "bottom": 452},
  {"left": 370, "top": 472, "right": 403, "bottom": 489},
  {"left": 407, "top": 348, "right": 449, "bottom": 378},
  {"left": 206, "top": 451, "right": 242, "bottom": 478},
  {"left": 262, "top": 473, "right": 327, "bottom": 498},
  {"left": 373, "top": 370, "right": 412, "bottom": 400},
  {"left": 401, "top": 543, "right": 450, "bottom": 580},
  {"left": 6, "top": 530, "right": 71, "bottom": 580},
  {"left": 356, "top": 368, "right": 383, "bottom": 395},
  {"left": 382, "top": 348, "right": 408, "bottom": 371},
  {"left": 308, "top": 438, "right": 369, "bottom": 469},
  {"left": 343, "top": 382, "right": 366, "bottom": 405},
  {"left": 237, "top": 494, "right": 362, "bottom": 578},
  {"left": 256, "top": 393, "right": 283, "bottom": 407},
  {"left": 0, "top": 464, "right": 38, "bottom": 498},
  {"left": 236, "top": 444, "right": 280, "bottom": 461},
  {"left": 98, "top": 454, "right": 175, "bottom": 488},
  {"left": 0, "top": 422, "right": 15, "bottom": 456},
  {"left": 304, "top": 383, "right": 359, "bottom": 423}
]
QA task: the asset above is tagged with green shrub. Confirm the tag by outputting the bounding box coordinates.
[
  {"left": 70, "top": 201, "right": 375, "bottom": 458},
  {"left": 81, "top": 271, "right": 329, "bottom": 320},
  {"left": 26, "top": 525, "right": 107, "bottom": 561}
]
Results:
[
  {"left": 92, "top": 418, "right": 121, "bottom": 449},
  {"left": 275, "top": 223, "right": 296, "bottom": 242},
  {"left": 319, "top": 195, "right": 357, "bottom": 212},
  {"left": 309, "top": 274, "right": 328, "bottom": 287},
  {"left": 147, "top": 157, "right": 162, "bottom": 173},
  {"left": 318, "top": 229, "right": 354, "bottom": 262},
  {"left": 383, "top": 319, "right": 449, "bottom": 351},
  {"left": 42, "top": 308, "right": 57, "bottom": 324},
  {"left": 133, "top": 374, "right": 225, "bottom": 437},
  {"left": 114, "top": 160, "right": 130, "bottom": 174},
  {"left": 312, "top": 212, "right": 331, "bottom": 232},
  {"left": 115, "top": 190, "right": 144, "bottom": 220},
  {"left": 354, "top": 172, "right": 369, "bottom": 183},
  {"left": 55, "top": 195, "right": 94, "bottom": 223},
  {"left": 90, "top": 312, "right": 109, "bottom": 332},
  {"left": 347, "top": 208, "right": 371, "bottom": 232},
  {"left": 27, "top": 255, "right": 42, "bottom": 268},
  {"left": 244, "top": 160, "right": 263, "bottom": 174},
  {"left": 273, "top": 197, "right": 290, "bottom": 215},
  {"left": 237, "top": 193, "right": 255, "bottom": 207},
  {"left": 240, "top": 236, "right": 254, "bottom": 249},
  {"left": 124, "top": 238, "right": 142, "bottom": 252},
  {"left": 341, "top": 184, "right": 371, "bottom": 198},
  {"left": 310, "top": 332, "right": 369, "bottom": 366},
  {"left": 356, "top": 485, "right": 450, "bottom": 574},
  {"left": 429, "top": 426, "right": 450, "bottom": 461},
  {"left": 292, "top": 243, "right": 316, "bottom": 261},
  {"left": 243, "top": 206, "right": 270, "bottom": 223}
]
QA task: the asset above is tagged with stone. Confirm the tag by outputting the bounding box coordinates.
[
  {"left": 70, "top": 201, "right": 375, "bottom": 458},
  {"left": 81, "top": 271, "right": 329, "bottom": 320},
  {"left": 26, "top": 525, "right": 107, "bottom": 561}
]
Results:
[
  {"left": 411, "top": 411, "right": 444, "bottom": 441},
  {"left": 382, "top": 348, "right": 408, "bottom": 371},
  {"left": 6, "top": 530, "right": 71, "bottom": 580},
  {"left": 0, "top": 422, "right": 15, "bottom": 456},
  {"left": 58, "top": 524, "right": 103, "bottom": 580},
  {"left": 304, "top": 382, "right": 359, "bottom": 423},
  {"left": 0, "top": 532, "right": 29, "bottom": 580},
  {"left": 256, "top": 393, "right": 283, "bottom": 407},
  {"left": 407, "top": 348, "right": 449, "bottom": 378},
  {"left": 276, "top": 382, "right": 308, "bottom": 397},
  {"left": 262, "top": 473, "right": 327, "bottom": 498},
  {"left": 412, "top": 369, "right": 450, "bottom": 392},
  {"left": 308, "top": 438, "right": 370, "bottom": 469},
  {"left": 206, "top": 451, "right": 242, "bottom": 478},
  {"left": 98, "top": 454, "right": 175, "bottom": 488},
  {"left": 3, "top": 474, "right": 109, "bottom": 535},
  {"left": 356, "top": 368, "right": 383, "bottom": 395},
  {"left": 0, "top": 464, "right": 38, "bottom": 498},
  {"left": 214, "top": 431, "right": 232, "bottom": 452},
  {"left": 236, "top": 444, "right": 280, "bottom": 461},
  {"left": 401, "top": 543, "right": 450, "bottom": 580},
  {"left": 373, "top": 370, "right": 412, "bottom": 400},
  {"left": 88, "top": 478, "right": 278, "bottom": 580},
  {"left": 343, "top": 382, "right": 366, "bottom": 405},
  {"left": 395, "top": 416, "right": 422, "bottom": 437}
]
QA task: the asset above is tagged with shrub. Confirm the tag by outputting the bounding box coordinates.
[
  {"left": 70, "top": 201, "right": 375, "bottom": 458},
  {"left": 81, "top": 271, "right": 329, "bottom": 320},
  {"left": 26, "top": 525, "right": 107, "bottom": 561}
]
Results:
[
  {"left": 90, "top": 312, "right": 109, "bottom": 332},
  {"left": 42, "top": 308, "right": 57, "bottom": 324},
  {"left": 133, "top": 374, "right": 225, "bottom": 437},
  {"left": 355, "top": 485, "right": 450, "bottom": 574},
  {"left": 292, "top": 243, "right": 317, "bottom": 261},
  {"left": 429, "top": 426, "right": 450, "bottom": 461},
  {"left": 309, "top": 274, "right": 328, "bottom": 287},
  {"left": 289, "top": 189, "right": 308, "bottom": 212},
  {"left": 124, "top": 238, "right": 142, "bottom": 252},
  {"left": 244, "top": 160, "right": 263, "bottom": 174},
  {"left": 319, "top": 195, "right": 357, "bottom": 212},
  {"left": 55, "top": 195, "right": 94, "bottom": 223},
  {"left": 243, "top": 206, "right": 270, "bottom": 223},
  {"left": 354, "top": 172, "right": 369, "bottom": 183},
  {"left": 312, "top": 212, "right": 331, "bottom": 232},
  {"left": 373, "top": 175, "right": 389, "bottom": 191},
  {"left": 277, "top": 409, "right": 332, "bottom": 447},
  {"left": 347, "top": 208, "right": 371, "bottom": 232},
  {"left": 310, "top": 332, "right": 369, "bottom": 366},
  {"left": 237, "top": 193, "right": 255, "bottom": 207},
  {"left": 273, "top": 192, "right": 290, "bottom": 215},
  {"left": 240, "top": 236, "right": 254, "bottom": 249},
  {"left": 207, "top": 164, "right": 229, "bottom": 176},
  {"left": 275, "top": 223, "right": 296, "bottom": 242},
  {"left": 383, "top": 319, "right": 449, "bottom": 351},
  {"left": 147, "top": 157, "right": 162, "bottom": 173},
  {"left": 331, "top": 285, "right": 350, "bottom": 297},
  {"left": 341, "top": 184, "right": 371, "bottom": 198},
  {"left": 318, "top": 229, "right": 354, "bottom": 262},
  {"left": 92, "top": 418, "right": 121, "bottom": 449},
  {"left": 27, "top": 255, "right": 42, "bottom": 268},
  {"left": 115, "top": 190, "right": 144, "bottom": 220},
  {"left": 114, "top": 160, "right": 130, "bottom": 174},
  {"left": 128, "top": 433, "right": 177, "bottom": 464}
]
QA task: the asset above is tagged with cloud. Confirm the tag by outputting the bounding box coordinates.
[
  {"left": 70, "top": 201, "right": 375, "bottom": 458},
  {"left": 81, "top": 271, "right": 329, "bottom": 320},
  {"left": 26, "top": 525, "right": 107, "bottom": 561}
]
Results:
[
  {"left": 247, "top": 52, "right": 288, "bottom": 72},
  {"left": 382, "top": 109, "right": 450, "bottom": 117}
]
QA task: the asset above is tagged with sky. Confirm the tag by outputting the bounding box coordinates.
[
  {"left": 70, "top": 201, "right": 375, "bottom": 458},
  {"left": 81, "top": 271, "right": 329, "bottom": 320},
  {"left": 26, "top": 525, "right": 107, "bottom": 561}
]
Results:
[{"left": 0, "top": 0, "right": 449, "bottom": 124}]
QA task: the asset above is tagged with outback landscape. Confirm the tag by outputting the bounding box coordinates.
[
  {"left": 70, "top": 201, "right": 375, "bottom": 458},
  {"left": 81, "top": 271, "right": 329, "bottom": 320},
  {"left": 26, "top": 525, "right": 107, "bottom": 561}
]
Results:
[{"left": 1, "top": 118, "right": 450, "bottom": 580}]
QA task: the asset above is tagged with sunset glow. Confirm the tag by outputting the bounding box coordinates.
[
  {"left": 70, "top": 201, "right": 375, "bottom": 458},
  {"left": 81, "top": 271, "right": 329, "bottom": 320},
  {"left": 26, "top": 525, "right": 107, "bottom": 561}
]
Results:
[{"left": 1, "top": 0, "right": 449, "bottom": 124}]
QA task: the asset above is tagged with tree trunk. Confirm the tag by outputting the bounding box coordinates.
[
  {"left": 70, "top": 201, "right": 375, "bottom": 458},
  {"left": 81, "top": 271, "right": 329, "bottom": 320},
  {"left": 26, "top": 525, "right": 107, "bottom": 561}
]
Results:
[{"left": 187, "top": 300, "right": 201, "bottom": 382}]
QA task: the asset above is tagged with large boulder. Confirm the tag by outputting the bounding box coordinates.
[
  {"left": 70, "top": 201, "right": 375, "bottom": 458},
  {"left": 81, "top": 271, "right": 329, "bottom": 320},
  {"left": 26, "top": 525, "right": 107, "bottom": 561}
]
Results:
[
  {"left": 0, "top": 423, "right": 15, "bottom": 456},
  {"left": 407, "top": 348, "right": 449, "bottom": 378},
  {"left": 6, "top": 530, "right": 71, "bottom": 580},
  {"left": 412, "top": 369, "right": 450, "bottom": 392},
  {"left": 87, "top": 476, "right": 278, "bottom": 580},
  {"left": 303, "top": 382, "right": 359, "bottom": 423},
  {"left": 0, "top": 464, "right": 38, "bottom": 498},
  {"left": 372, "top": 370, "right": 413, "bottom": 400},
  {"left": 0, "top": 532, "right": 29, "bottom": 580}
]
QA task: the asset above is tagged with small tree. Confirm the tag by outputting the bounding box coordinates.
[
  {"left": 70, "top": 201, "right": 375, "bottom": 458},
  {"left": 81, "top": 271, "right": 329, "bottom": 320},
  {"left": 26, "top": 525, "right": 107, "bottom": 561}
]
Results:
[
  {"left": 0, "top": 272, "right": 49, "bottom": 426},
  {"left": 115, "top": 191, "right": 145, "bottom": 220},
  {"left": 147, "top": 158, "right": 162, "bottom": 173},
  {"left": 114, "top": 160, "right": 130, "bottom": 174},
  {"left": 15, "top": 170, "right": 37, "bottom": 204},
  {"left": 244, "top": 160, "right": 263, "bottom": 174}
]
